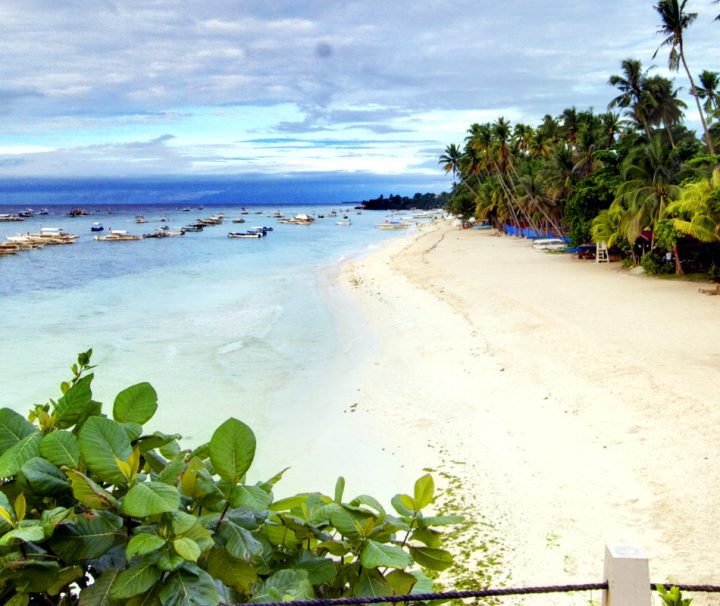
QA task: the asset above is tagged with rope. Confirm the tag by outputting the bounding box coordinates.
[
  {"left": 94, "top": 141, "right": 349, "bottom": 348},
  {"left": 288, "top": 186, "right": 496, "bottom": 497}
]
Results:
[
  {"left": 231, "top": 583, "right": 608, "bottom": 606},
  {"left": 226, "top": 581, "right": 720, "bottom": 606}
]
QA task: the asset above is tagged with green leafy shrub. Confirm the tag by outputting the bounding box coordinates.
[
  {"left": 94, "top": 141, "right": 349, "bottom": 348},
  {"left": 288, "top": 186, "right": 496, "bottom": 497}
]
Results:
[
  {"left": 640, "top": 252, "right": 673, "bottom": 275},
  {"left": 0, "top": 351, "right": 460, "bottom": 605},
  {"left": 708, "top": 263, "right": 720, "bottom": 282},
  {"left": 656, "top": 584, "right": 692, "bottom": 606}
]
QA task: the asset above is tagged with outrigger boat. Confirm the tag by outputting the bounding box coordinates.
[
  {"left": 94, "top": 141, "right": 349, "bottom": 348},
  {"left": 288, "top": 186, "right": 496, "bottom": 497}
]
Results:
[
  {"left": 95, "top": 229, "right": 141, "bottom": 241},
  {"left": 278, "top": 213, "right": 314, "bottom": 225},
  {"left": 228, "top": 231, "right": 264, "bottom": 238}
]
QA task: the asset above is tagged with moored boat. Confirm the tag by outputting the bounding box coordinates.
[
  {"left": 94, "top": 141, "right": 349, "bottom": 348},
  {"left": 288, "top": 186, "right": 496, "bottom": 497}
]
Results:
[
  {"left": 228, "top": 231, "right": 263, "bottom": 238},
  {"left": 278, "top": 213, "right": 314, "bottom": 225},
  {"left": 91, "top": 222, "right": 104, "bottom": 232},
  {"left": 376, "top": 220, "right": 409, "bottom": 230},
  {"left": 95, "top": 229, "right": 141, "bottom": 241},
  {"left": 0, "top": 214, "right": 24, "bottom": 222}
]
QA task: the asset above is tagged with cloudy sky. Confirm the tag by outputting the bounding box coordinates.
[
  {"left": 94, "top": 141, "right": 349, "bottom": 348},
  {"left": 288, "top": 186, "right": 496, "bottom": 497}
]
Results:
[{"left": 0, "top": 0, "right": 717, "bottom": 184}]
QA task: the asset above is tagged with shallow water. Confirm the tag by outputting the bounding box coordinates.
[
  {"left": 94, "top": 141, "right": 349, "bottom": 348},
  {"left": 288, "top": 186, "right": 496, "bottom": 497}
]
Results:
[{"left": 0, "top": 203, "right": 418, "bottom": 496}]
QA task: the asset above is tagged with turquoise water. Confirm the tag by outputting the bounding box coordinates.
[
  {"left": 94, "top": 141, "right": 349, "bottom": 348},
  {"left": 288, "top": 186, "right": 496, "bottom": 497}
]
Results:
[{"left": 0, "top": 204, "right": 417, "bottom": 496}]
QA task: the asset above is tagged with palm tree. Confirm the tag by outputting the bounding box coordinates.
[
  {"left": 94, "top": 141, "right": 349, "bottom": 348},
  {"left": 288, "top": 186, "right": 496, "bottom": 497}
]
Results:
[
  {"left": 695, "top": 70, "right": 720, "bottom": 113},
  {"left": 653, "top": 0, "right": 716, "bottom": 154},
  {"left": 643, "top": 75, "right": 687, "bottom": 147},
  {"left": 666, "top": 167, "right": 720, "bottom": 242},
  {"left": 614, "top": 135, "right": 683, "bottom": 250},
  {"left": 560, "top": 107, "right": 580, "bottom": 147},
  {"left": 599, "top": 111, "right": 626, "bottom": 147},
  {"left": 439, "top": 144, "right": 463, "bottom": 184},
  {"left": 609, "top": 58, "right": 653, "bottom": 137}
]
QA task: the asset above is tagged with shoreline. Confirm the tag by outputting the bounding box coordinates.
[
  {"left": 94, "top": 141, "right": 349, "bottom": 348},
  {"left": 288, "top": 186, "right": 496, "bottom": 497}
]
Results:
[{"left": 338, "top": 220, "right": 720, "bottom": 594}]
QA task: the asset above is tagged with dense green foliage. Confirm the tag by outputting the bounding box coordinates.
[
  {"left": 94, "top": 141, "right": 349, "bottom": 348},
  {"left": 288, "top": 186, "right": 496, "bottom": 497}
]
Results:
[
  {"left": 0, "top": 351, "right": 461, "bottom": 605},
  {"left": 360, "top": 192, "right": 448, "bottom": 211},
  {"left": 440, "top": 0, "right": 720, "bottom": 276}
]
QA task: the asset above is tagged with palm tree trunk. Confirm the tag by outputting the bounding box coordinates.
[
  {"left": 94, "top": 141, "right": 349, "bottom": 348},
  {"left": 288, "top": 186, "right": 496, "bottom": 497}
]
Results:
[
  {"left": 664, "top": 121, "right": 676, "bottom": 148},
  {"left": 673, "top": 245, "right": 684, "bottom": 274},
  {"left": 679, "top": 41, "right": 716, "bottom": 154}
]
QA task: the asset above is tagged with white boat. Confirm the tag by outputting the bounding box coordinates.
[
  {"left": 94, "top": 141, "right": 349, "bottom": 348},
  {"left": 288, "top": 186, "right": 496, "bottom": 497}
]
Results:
[
  {"left": 532, "top": 238, "right": 567, "bottom": 251},
  {"left": 336, "top": 219, "right": 352, "bottom": 226},
  {"left": 278, "top": 213, "right": 314, "bottom": 225},
  {"left": 95, "top": 229, "right": 141, "bottom": 241},
  {"left": 377, "top": 220, "right": 409, "bottom": 230}
]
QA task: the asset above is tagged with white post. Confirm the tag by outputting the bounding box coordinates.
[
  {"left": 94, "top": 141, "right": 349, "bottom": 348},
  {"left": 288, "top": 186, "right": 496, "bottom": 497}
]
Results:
[{"left": 603, "top": 544, "right": 651, "bottom": 606}]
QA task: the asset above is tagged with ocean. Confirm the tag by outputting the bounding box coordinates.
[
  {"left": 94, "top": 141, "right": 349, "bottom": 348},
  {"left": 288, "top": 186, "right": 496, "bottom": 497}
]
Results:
[{"left": 0, "top": 200, "right": 426, "bottom": 498}]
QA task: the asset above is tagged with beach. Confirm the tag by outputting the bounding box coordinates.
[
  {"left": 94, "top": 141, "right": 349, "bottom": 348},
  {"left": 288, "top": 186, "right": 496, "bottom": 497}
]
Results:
[{"left": 340, "top": 220, "right": 720, "bottom": 597}]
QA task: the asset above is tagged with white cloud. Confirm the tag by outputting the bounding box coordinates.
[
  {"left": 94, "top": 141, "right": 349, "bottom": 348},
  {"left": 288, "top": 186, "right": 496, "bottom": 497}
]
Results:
[{"left": 0, "top": 1, "right": 717, "bottom": 176}]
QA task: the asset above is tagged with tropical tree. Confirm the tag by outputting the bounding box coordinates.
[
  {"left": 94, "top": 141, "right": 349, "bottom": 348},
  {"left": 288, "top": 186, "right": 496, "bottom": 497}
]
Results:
[
  {"left": 695, "top": 70, "right": 720, "bottom": 113},
  {"left": 608, "top": 58, "right": 653, "bottom": 137},
  {"left": 653, "top": 0, "right": 716, "bottom": 153},
  {"left": 438, "top": 144, "right": 463, "bottom": 184},
  {"left": 643, "top": 75, "right": 687, "bottom": 147},
  {"left": 613, "top": 135, "right": 684, "bottom": 252},
  {"left": 666, "top": 167, "right": 720, "bottom": 241},
  {"left": 599, "top": 111, "right": 627, "bottom": 147}
]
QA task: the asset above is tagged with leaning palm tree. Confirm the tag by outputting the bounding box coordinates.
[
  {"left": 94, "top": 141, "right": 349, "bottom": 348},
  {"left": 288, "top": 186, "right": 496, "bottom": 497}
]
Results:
[{"left": 653, "top": 0, "right": 716, "bottom": 153}]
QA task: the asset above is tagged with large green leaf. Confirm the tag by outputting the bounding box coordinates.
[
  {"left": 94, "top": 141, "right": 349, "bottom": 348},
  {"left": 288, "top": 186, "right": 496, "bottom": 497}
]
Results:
[
  {"left": 329, "top": 506, "right": 366, "bottom": 540},
  {"left": 3, "top": 559, "right": 61, "bottom": 593},
  {"left": 78, "top": 416, "right": 132, "bottom": 485},
  {"left": 0, "top": 408, "right": 37, "bottom": 455},
  {"left": 216, "top": 520, "right": 263, "bottom": 561},
  {"left": 111, "top": 562, "right": 161, "bottom": 600},
  {"left": 63, "top": 468, "right": 118, "bottom": 510},
  {"left": 121, "top": 482, "right": 180, "bottom": 517},
  {"left": 350, "top": 494, "right": 386, "bottom": 516},
  {"left": 209, "top": 418, "right": 256, "bottom": 484},
  {"left": 386, "top": 570, "right": 417, "bottom": 596},
  {"left": 54, "top": 374, "right": 95, "bottom": 429},
  {"left": 126, "top": 534, "right": 167, "bottom": 559},
  {"left": 40, "top": 507, "right": 72, "bottom": 536},
  {"left": 408, "top": 546, "right": 454, "bottom": 571},
  {"left": 294, "top": 555, "right": 337, "bottom": 585},
  {"left": 390, "top": 494, "right": 414, "bottom": 516},
  {"left": 113, "top": 383, "right": 158, "bottom": 425},
  {"left": 0, "top": 433, "right": 42, "bottom": 478},
  {"left": 51, "top": 510, "right": 125, "bottom": 561},
  {"left": 353, "top": 569, "right": 391, "bottom": 598},
  {"left": 173, "top": 537, "right": 201, "bottom": 562},
  {"left": 359, "top": 539, "right": 412, "bottom": 569},
  {"left": 413, "top": 474, "right": 435, "bottom": 509},
  {"left": 39, "top": 431, "right": 80, "bottom": 468},
  {"left": 251, "top": 569, "right": 313, "bottom": 603},
  {"left": 0, "top": 524, "right": 46, "bottom": 547},
  {"left": 78, "top": 569, "right": 120, "bottom": 606},
  {"left": 229, "top": 485, "right": 272, "bottom": 511},
  {"left": 19, "top": 457, "right": 70, "bottom": 496},
  {"left": 158, "top": 568, "right": 219, "bottom": 606},
  {"left": 205, "top": 547, "right": 257, "bottom": 593}
]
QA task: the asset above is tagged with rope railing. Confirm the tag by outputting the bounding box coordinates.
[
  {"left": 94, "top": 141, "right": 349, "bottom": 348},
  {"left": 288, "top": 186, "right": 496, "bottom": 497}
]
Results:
[{"left": 227, "top": 581, "right": 720, "bottom": 606}]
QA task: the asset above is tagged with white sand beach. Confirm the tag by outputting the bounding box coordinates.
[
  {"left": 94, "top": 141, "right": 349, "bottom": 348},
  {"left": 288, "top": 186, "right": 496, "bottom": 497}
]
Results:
[{"left": 340, "top": 220, "right": 720, "bottom": 598}]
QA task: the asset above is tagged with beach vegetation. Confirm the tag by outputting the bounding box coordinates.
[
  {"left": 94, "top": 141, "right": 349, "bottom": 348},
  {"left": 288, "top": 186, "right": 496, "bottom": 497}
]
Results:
[
  {"left": 0, "top": 351, "right": 461, "bottom": 606},
  {"left": 440, "top": 0, "right": 720, "bottom": 279}
]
